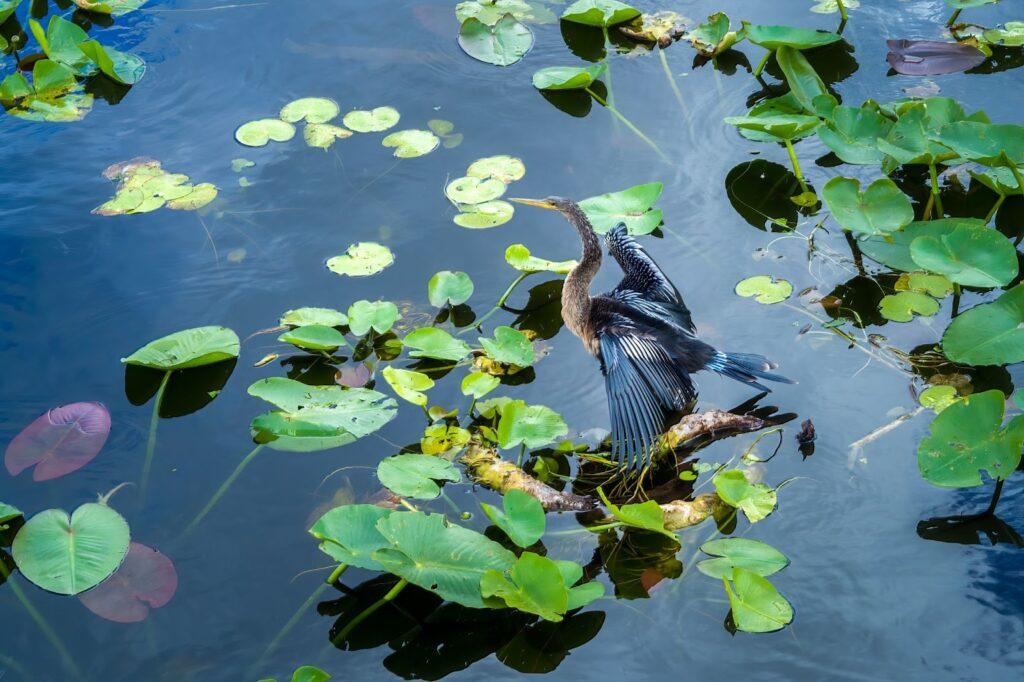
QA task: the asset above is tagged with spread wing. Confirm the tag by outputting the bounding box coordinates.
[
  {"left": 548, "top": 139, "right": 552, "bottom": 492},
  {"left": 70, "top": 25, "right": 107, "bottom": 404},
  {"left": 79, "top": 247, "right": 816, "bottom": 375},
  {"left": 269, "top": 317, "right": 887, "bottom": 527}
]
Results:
[{"left": 605, "top": 223, "right": 695, "bottom": 333}]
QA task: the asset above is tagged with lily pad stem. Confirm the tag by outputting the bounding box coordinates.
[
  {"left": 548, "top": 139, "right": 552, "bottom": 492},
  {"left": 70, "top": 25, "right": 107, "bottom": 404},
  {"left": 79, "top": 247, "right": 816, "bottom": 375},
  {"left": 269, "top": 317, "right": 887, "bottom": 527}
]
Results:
[
  {"left": 548, "top": 521, "right": 624, "bottom": 536},
  {"left": 516, "top": 443, "right": 526, "bottom": 468},
  {"left": 783, "top": 140, "right": 808, "bottom": 193},
  {"left": 1008, "top": 163, "right": 1024, "bottom": 200},
  {"left": 752, "top": 50, "right": 772, "bottom": 78},
  {"left": 0, "top": 563, "right": 85, "bottom": 681},
  {"left": 140, "top": 369, "right": 172, "bottom": 505},
  {"left": 459, "top": 273, "right": 531, "bottom": 336},
  {"left": 327, "top": 563, "right": 349, "bottom": 585},
  {"left": 928, "top": 162, "right": 944, "bottom": 218},
  {"left": 332, "top": 578, "right": 409, "bottom": 647},
  {"left": 947, "top": 8, "right": 961, "bottom": 27},
  {"left": 252, "top": 572, "right": 340, "bottom": 677},
  {"left": 584, "top": 87, "right": 669, "bottom": 162},
  {"left": 986, "top": 194, "right": 1006, "bottom": 225},
  {"left": 183, "top": 444, "right": 266, "bottom": 535},
  {"left": 657, "top": 48, "right": 692, "bottom": 126},
  {"left": 951, "top": 283, "right": 962, "bottom": 318},
  {"left": 836, "top": 0, "right": 848, "bottom": 22}
]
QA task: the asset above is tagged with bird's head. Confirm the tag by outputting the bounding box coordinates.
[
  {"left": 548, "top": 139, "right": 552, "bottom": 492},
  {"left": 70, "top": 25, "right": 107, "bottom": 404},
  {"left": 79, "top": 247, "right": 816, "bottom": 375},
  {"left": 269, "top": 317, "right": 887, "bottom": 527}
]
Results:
[{"left": 509, "top": 196, "right": 575, "bottom": 214}]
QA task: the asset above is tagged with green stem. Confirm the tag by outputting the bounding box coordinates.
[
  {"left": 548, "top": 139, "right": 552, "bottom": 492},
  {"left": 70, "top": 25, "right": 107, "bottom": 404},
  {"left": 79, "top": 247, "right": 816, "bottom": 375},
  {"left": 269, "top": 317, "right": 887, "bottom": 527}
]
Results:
[
  {"left": 836, "top": 0, "right": 848, "bottom": 22},
  {"left": 657, "top": 48, "right": 691, "bottom": 125},
  {"left": 516, "top": 443, "right": 526, "bottom": 468},
  {"left": 326, "top": 563, "right": 348, "bottom": 585},
  {"left": 331, "top": 579, "right": 409, "bottom": 647},
  {"left": 986, "top": 194, "right": 1006, "bottom": 225},
  {"left": 458, "top": 273, "right": 531, "bottom": 336},
  {"left": 140, "top": 369, "right": 172, "bottom": 505},
  {"left": 440, "top": 491, "right": 461, "bottom": 515},
  {"left": 753, "top": 50, "right": 772, "bottom": 78},
  {"left": 600, "top": 26, "right": 617, "bottom": 131},
  {"left": 928, "top": 162, "right": 944, "bottom": 218},
  {"left": 0, "top": 563, "right": 85, "bottom": 681},
  {"left": 1008, "top": 163, "right": 1024, "bottom": 198},
  {"left": 951, "top": 283, "right": 962, "bottom": 318},
  {"left": 585, "top": 87, "right": 669, "bottom": 162},
  {"left": 549, "top": 521, "right": 624, "bottom": 536},
  {"left": 947, "top": 8, "right": 961, "bottom": 27},
  {"left": 182, "top": 444, "right": 265, "bottom": 535},
  {"left": 784, "top": 139, "right": 809, "bottom": 193},
  {"left": 251, "top": 577, "right": 335, "bottom": 677}
]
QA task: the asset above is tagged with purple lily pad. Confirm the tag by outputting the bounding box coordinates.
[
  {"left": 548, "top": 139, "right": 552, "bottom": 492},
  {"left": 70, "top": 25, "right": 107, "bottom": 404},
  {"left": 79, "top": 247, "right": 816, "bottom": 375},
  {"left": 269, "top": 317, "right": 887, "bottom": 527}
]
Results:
[
  {"left": 5, "top": 402, "right": 111, "bottom": 481},
  {"left": 335, "top": 363, "right": 372, "bottom": 388},
  {"left": 79, "top": 542, "right": 178, "bottom": 623},
  {"left": 886, "top": 40, "right": 986, "bottom": 76}
]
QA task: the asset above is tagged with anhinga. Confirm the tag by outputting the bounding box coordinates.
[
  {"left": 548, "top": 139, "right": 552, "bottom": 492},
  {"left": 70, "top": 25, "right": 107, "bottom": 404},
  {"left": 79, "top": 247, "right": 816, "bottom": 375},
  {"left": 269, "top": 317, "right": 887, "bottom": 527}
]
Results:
[{"left": 509, "top": 196, "right": 793, "bottom": 471}]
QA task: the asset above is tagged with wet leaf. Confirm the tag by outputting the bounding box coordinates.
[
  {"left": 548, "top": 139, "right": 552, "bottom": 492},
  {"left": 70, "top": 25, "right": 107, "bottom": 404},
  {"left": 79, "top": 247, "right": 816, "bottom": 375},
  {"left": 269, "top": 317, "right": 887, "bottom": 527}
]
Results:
[
  {"left": 497, "top": 400, "right": 568, "bottom": 449},
  {"left": 5, "top": 402, "right": 110, "bottom": 481},
  {"left": 309, "top": 504, "right": 394, "bottom": 571},
  {"left": 235, "top": 118, "right": 296, "bottom": 147},
  {"left": 810, "top": 0, "right": 860, "bottom": 13},
  {"left": 776, "top": 45, "right": 835, "bottom": 116},
  {"left": 292, "top": 666, "right": 331, "bottom": 682},
  {"left": 77, "top": 40, "right": 146, "bottom": 86},
  {"left": 327, "top": 242, "right": 394, "bottom": 277},
  {"left": 689, "top": 12, "right": 739, "bottom": 57},
  {"left": 942, "top": 283, "right": 1024, "bottom": 365},
  {"left": 347, "top": 300, "right": 399, "bottom": 335},
  {"left": 578, "top": 182, "right": 662, "bottom": 235},
  {"left": 724, "top": 113, "right": 820, "bottom": 141},
  {"left": 71, "top": 0, "right": 147, "bottom": 15},
  {"left": 697, "top": 538, "right": 789, "bottom": 579},
  {"left": 713, "top": 470, "right": 777, "bottom": 522},
  {"left": 931, "top": 121, "right": 1024, "bottom": 167},
  {"left": 736, "top": 93, "right": 813, "bottom": 143},
  {"left": 886, "top": 40, "right": 986, "bottom": 76},
  {"left": 619, "top": 11, "right": 688, "bottom": 46},
  {"left": 895, "top": 272, "right": 954, "bottom": 298},
  {"left": 735, "top": 276, "right": 793, "bottom": 304},
  {"left": 421, "top": 424, "right": 471, "bottom": 455},
  {"left": 254, "top": 353, "right": 278, "bottom": 368},
  {"left": 859, "top": 218, "right": 960, "bottom": 271},
  {"left": 428, "top": 271, "right": 474, "bottom": 307},
  {"left": 459, "top": 15, "right": 534, "bottom": 66},
  {"left": 984, "top": 22, "right": 1024, "bottom": 48},
  {"left": 30, "top": 16, "right": 93, "bottom": 75},
  {"left": 428, "top": 118, "right": 455, "bottom": 135},
  {"left": 481, "top": 552, "right": 569, "bottom": 621},
  {"left": 382, "top": 129, "right": 440, "bottom": 158},
  {"left": 78, "top": 542, "right": 177, "bottom": 623},
  {"left": 970, "top": 166, "right": 1024, "bottom": 196},
  {"left": 480, "top": 326, "right": 535, "bottom": 366},
  {"left": 822, "top": 177, "right": 913, "bottom": 237},
  {"left": 919, "top": 385, "right": 958, "bottom": 413},
  {"left": 467, "top": 155, "right": 526, "bottom": 183},
  {"left": 723, "top": 568, "right": 793, "bottom": 633},
  {"left": 403, "top": 327, "right": 472, "bottom": 361},
  {"left": 597, "top": 487, "right": 676, "bottom": 541},
  {"left": 531, "top": 64, "right": 606, "bottom": 90},
  {"left": 165, "top": 183, "right": 218, "bottom": 211},
  {"left": 909, "top": 221, "right": 1018, "bottom": 287},
  {"left": 454, "top": 200, "right": 515, "bottom": 228},
  {"left": 560, "top": 0, "right": 640, "bottom": 27},
  {"left": 818, "top": 104, "right": 894, "bottom": 165},
  {"left": 335, "top": 362, "right": 372, "bottom": 388},
  {"left": 0, "top": 502, "right": 22, "bottom": 527},
  {"left": 304, "top": 123, "right": 353, "bottom": 149},
  {"left": 446, "top": 176, "right": 506, "bottom": 204},
  {"left": 343, "top": 106, "right": 400, "bottom": 133},
  {"left": 280, "top": 97, "right": 339, "bottom": 124},
  {"left": 12, "top": 503, "right": 130, "bottom": 595},
  {"left": 741, "top": 22, "right": 841, "bottom": 50},
  {"left": 382, "top": 366, "right": 434, "bottom": 406},
  {"left": 878, "top": 291, "right": 940, "bottom": 322},
  {"left": 122, "top": 326, "right": 240, "bottom": 370},
  {"left": 377, "top": 453, "right": 460, "bottom": 499},
  {"left": 281, "top": 307, "right": 348, "bottom": 328},
  {"left": 0, "top": 60, "right": 93, "bottom": 122},
  {"left": 461, "top": 371, "right": 500, "bottom": 399},
  {"left": 278, "top": 325, "right": 346, "bottom": 352},
  {"left": 456, "top": 0, "right": 533, "bottom": 25},
  {"left": 505, "top": 244, "right": 577, "bottom": 274},
  {"left": 480, "top": 490, "right": 545, "bottom": 548}
]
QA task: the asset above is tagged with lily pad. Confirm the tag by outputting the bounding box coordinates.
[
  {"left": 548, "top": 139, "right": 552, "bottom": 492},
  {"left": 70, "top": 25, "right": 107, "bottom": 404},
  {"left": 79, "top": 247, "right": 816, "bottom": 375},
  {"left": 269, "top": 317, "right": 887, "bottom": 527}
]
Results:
[
  {"left": 619, "top": 11, "right": 688, "bottom": 46},
  {"left": 560, "top": 0, "right": 640, "bottom": 27},
  {"left": 776, "top": 46, "right": 835, "bottom": 116},
  {"left": 931, "top": 121, "right": 1024, "bottom": 167},
  {"left": 454, "top": 200, "right": 515, "bottom": 228},
  {"left": 689, "top": 12, "right": 739, "bottom": 57},
  {"left": 909, "top": 222, "right": 1018, "bottom": 287},
  {"left": 279, "top": 97, "right": 340, "bottom": 124},
  {"left": 822, "top": 177, "right": 913, "bottom": 237},
  {"left": 165, "top": 183, "right": 218, "bottom": 211},
  {"left": 78, "top": 542, "right": 177, "bottom": 623},
  {"left": 446, "top": 176, "right": 507, "bottom": 204},
  {"left": 942, "top": 283, "right": 1024, "bottom": 365},
  {"left": 480, "top": 489, "right": 545, "bottom": 548},
  {"left": 497, "top": 400, "right": 568, "bottom": 449},
  {"left": 12, "top": 503, "right": 130, "bottom": 595},
  {"left": 377, "top": 453, "right": 460, "bottom": 500},
  {"left": 723, "top": 568, "right": 793, "bottom": 633},
  {"left": 713, "top": 469, "right": 777, "bottom": 522},
  {"left": 505, "top": 243, "right": 577, "bottom": 274},
  {"left": 0, "top": 60, "right": 93, "bottom": 122},
  {"left": 343, "top": 106, "right": 401, "bottom": 133},
  {"left": 597, "top": 487, "right": 676, "bottom": 541},
  {"left": 578, "top": 182, "right": 663, "bottom": 235},
  {"left": 421, "top": 424, "right": 471, "bottom": 455},
  {"left": 280, "top": 307, "right": 348, "bottom": 328},
  {"left": 697, "top": 538, "right": 789, "bottom": 579},
  {"left": 741, "top": 22, "right": 841, "bottom": 50},
  {"left": 327, "top": 242, "right": 394, "bottom": 277},
  {"left": 403, "top": 327, "right": 472, "bottom": 361},
  {"left": 984, "top": 22, "right": 1024, "bottom": 48},
  {"left": 878, "top": 291, "right": 940, "bottom": 322},
  {"left": 481, "top": 552, "right": 571, "bottom": 621},
  {"left": 5, "top": 402, "right": 111, "bottom": 481},
  {"left": 970, "top": 166, "right": 1024, "bottom": 196},
  {"left": 71, "top": 0, "right": 147, "bottom": 15},
  {"left": 737, "top": 93, "right": 813, "bottom": 143},
  {"left": 467, "top": 155, "right": 526, "bottom": 183},
  {"left": 724, "top": 113, "right": 821, "bottom": 141},
  {"left": 735, "top": 276, "right": 793, "bottom": 304},
  {"left": 810, "top": 0, "right": 860, "bottom": 13},
  {"left": 122, "top": 326, "right": 239, "bottom": 370},
  {"left": 896, "top": 272, "right": 954, "bottom": 298},
  {"left": 462, "top": 371, "right": 501, "bottom": 399},
  {"left": 480, "top": 326, "right": 535, "bottom": 366},
  {"left": 459, "top": 15, "right": 534, "bottom": 67},
  {"left": 347, "top": 300, "right": 399, "bottom": 335},
  {"left": 818, "top": 105, "right": 894, "bottom": 165},
  {"left": 532, "top": 64, "right": 606, "bottom": 90},
  {"left": 382, "top": 366, "right": 434, "bottom": 406},
  {"left": 456, "top": 0, "right": 533, "bottom": 25},
  {"left": 29, "top": 16, "right": 93, "bottom": 75},
  {"left": 0, "top": 0, "right": 20, "bottom": 22},
  {"left": 77, "top": 40, "right": 146, "bottom": 86},
  {"left": 278, "top": 325, "right": 346, "bottom": 352},
  {"left": 235, "top": 118, "right": 296, "bottom": 147},
  {"left": 382, "top": 129, "right": 440, "bottom": 158},
  {"left": 304, "top": 123, "right": 352, "bottom": 149},
  {"left": 858, "top": 218, "right": 960, "bottom": 271},
  {"left": 428, "top": 271, "right": 474, "bottom": 307},
  {"left": 886, "top": 40, "right": 986, "bottom": 76},
  {"left": 919, "top": 385, "right": 958, "bottom": 413},
  {"left": 309, "top": 504, "right": 394, "bottom": 571}
]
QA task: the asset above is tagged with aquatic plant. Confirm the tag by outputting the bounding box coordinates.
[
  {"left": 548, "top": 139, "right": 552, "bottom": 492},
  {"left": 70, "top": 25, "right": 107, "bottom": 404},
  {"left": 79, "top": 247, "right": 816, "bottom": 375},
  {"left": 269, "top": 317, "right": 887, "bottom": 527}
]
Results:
[{"left": 5, "top": 402, "right": 110, "bottom": 481}]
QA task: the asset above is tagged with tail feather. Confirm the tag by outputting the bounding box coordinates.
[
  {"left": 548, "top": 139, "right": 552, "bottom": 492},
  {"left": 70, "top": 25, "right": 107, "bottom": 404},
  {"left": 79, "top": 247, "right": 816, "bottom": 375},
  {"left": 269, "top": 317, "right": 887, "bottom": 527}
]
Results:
[{"left": 705, "top": 352, "right": 794, "bottom": 392}]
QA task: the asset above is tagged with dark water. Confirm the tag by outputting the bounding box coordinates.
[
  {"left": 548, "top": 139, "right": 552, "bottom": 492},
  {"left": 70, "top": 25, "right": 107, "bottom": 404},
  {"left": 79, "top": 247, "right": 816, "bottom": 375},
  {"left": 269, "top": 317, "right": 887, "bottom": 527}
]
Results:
[{"left": 3, "top": 0, "right": 1024, "bottom": 679}]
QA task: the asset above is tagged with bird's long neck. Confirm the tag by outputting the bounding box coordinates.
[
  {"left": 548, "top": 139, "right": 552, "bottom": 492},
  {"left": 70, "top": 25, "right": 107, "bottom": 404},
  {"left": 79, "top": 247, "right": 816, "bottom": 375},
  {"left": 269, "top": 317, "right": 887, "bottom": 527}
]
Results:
[{"left": 562, "top": 202, "right": 601, "bottom": 348}]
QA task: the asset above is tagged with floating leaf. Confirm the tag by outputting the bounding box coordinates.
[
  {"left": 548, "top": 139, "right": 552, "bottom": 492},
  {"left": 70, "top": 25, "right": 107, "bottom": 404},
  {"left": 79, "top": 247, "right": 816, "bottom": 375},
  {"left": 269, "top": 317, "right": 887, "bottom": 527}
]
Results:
[
  {"left": 71, "top": 0, "right": 147, "bottom": 16},
  {"left": 278, "top": 325, "right": 346, "bottom": 352},
  {"left": 531, "top": 64, "right": 606, "bottom": 90},
  {"left": 280, "top": 97, "right": 340, "bottom": 124},
  {"left": 77, "top": 40, "right": 146, "bottom": 86},
  {"left": 382, "top": 129, "right": 439, "bottom": 158},
  {"left": 165, "top": 183, "right": 218, "bottom": 211},
  {"left": 735, "top": 276, "right": 793, "bottom": 304},
  {"left": 461, "top": 371, "right": 501, "bottom": 399},
  {"left": 560, "top": 0, "right": 640, "bottom": 27},
  {"left": 810, "top": 0, "right": 860, "bottom": 13},
  {"left": 78, "top": 542, "right": 177, "bottom": 623},
  {"left": 619, "top": 11, "right": 688, "bottom": 46},
  {"left": 5, "top": 402, "right": 110, "bottom": 481},
  {"left": 231, "top": 158, "right": 255, "bottom": 172},
  {"left": 459, "top": 15, "right": 535, "bottom": 67},
  {"left": 818, "top": 105, "right": 894, "bottom": 165},
  {"left": 303, "top": 123, "right": 352, "bottom": 149},
  {"left": 918, "top": 389, "right": 1024, "bottom": 487},
  {"left": 480, "top": 490, "right": 545, "bottom": 548},
  {"left": 505, "top": 244, "right": 577, "bottom": 274},
  {"left": 30, "top": 16, "right": 93, "bottom": 75},
  {"left": 343, "top": 106, "right": 400, "bottom": 133},
  {"left": 235, "top": 118, "right": 296, "bottom": 147},
  {"left": 335, "top": 362, "right": 372, "bottom": 388},
  {"left": 724, "top": 113, "right": 821, "bottom": 141},
  {"left": 896, "top": 272, "right": 954, "bottom": 298},
  {"left": 309, "top": 504, "right": 394, "bottom": 571},
  {"left": 942, "top": 283, "right": 1024, "bottom": 365},
  {"left": 454, "top": 200, "right": 515, "bottom": 228},
  {"left": 578, "top": 182, "right": 663, "bottom": 235},
  {"left": 326, "top": 242, "right": 394, "bottom": 277},
  {"left": 598, "top": 487, "right": 676, "bottom": 541},
  {"left": 292, "top": 667, "right": 331, "bottom": 682},
  {"left": 0, "top": 60, "right": 93, "bottom": 122},
  {"left": 713, "top": 470, "right": 777, "bottom": 522},
  {"left": 723, "top": 568, "right": 793, "bottom": 633},
  {"left": 467, "top": 155, "right": 526, "bottom": 183},
  {"left": 886, "top": 40, "right": 986, "bottom": 76},
  {"left": 280, "top": 307, "right": 348, "bottom": 328},
  {"left": 822, "top": 177, "right": 913, "bottom": 237},
  {"left": 689, "top": 12, "right": 739, "bottom": 57},
  {"left": 456, "top": 0, "right": 533, "bottom": 25},
  {"left": 984, "top": 22, "right": 1024, "bottom": 48},
  {"left": 347, "top": 300, "right": 398, "bottom": 335},
  {"left": 858, "top": 218, "right": 959, "bottom": 271},
  {"left": 741, "top": 22, "right": 841, "bottom": 50},
  {"left": 446, "top": 176, "right": 506, "bottom": 204},
  {"left": 931, "top": 121, "right": 1024, "bottom": 167},
  {"left": 776, "top": 46, "right": 834, "bottom": 116},
  {"left": 698, "top": 538, "right": 788, "bottom": 579},
  {"left": 909, "top": 222, "right": 1018, "bottom": 287},
  {"left": 919, "top": 385, "right": 958, "bottom": 413},
  {"left": 403, "top": 328, "right": 472, "bottom": 361},
  {"left": 122, "top": 326, "right": 239, "bottom": 370},
  {"left": 12, "top": 503, "right": 130, "bottom": 595},
  {"left": 480, "top": 326, "right": 535, "bottom": 366},
  {"left": 428, "top": 271, "right": 474, "bottom": 307},
  {"left": 879, "top": 291, "right": 940, "bottom": 322},
  {"left": 481, "top": 552, "right": 570, "bottom": 621},
  {"left": 736, "top": 93, "right": 813, "bottom": 143},
  {"left": 0, "top": 0, "right": 20, "bottom": 22},
  {"left": 421, "top": 424, "right": 471, "bottom": 455},
  {"left": 497, "top": 400, "right": 568, "bottom": 449},
  {"left": 970, "top": 166, "right": 1024, "bottom": 196},
  {"left": 382, "top": 366, "right": 434, "bottom": 406},
  {"left": 377, "top": 454, "right": 460, "bottom": 499}
]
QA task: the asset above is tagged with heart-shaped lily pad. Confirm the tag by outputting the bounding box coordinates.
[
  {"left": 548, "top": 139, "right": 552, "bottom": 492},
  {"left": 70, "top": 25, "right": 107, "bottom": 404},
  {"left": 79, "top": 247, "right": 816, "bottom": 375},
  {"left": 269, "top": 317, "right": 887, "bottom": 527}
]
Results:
[
  {"left": 5, "top": 402, "right": 111, "bottom": 481},
  {"left": 342, "top": 106, "right": 400, "bottom": 132},
  {"left": 382, "top": 366, "right": 434, "bottom": 406},
  {"left": 377, "top": 453, "right": 461, "bottom": 500},
  {"left": 467, "top": 155, "right": 526, "bottom": 183},
  {"left": 279, "top": 97, "right": 340, "bottom": 123},
  {"left": 505, "top": 244, "right": 577, "bottom": 274},
  {"left": 78, "top": 542, "right": 178, "bottom": 623},
  {"left": 347, "top": 300, "right": 399, "bottom": 335},
  {"left": 735, "top": 276, "right": 793, "bottom": 304},
  {"left": 822, "top": 177, "right": 913, "bottom": 237},
  {"left": 235, "top": 118, "right": 296, "bottom": 147},
  {"left": 532, "top": 64, "right": 606, "bottom": 90},
  {"left": 381, "top": 129, "right": 440, "bottom": 158},
  {"left": 303, "top": 123, "right": 352, "bottom": 149},
  {"left": 453, "top": 200, "right": 515, "bottom": 228},
  {"left": 326, "top": 242, "right": 394, "bottom": 277},
  {"left": 879, "top": 291, "right": 940, "bottom": 322},
  {"left": 446, "top": 176, "right": 507, "bottom": 204}
]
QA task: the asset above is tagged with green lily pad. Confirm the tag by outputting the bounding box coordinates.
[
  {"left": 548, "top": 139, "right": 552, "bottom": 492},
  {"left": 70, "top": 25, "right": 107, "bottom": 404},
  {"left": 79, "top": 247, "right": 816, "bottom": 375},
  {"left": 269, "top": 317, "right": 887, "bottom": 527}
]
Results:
[
  {"left": 736, "top": 93, "right": 814, "bottom": 143},
  {"left": 878, "top": 291, "right": 940, "bottom": 322},
  {"left": 456, "top": 0, "right": 534, "bottom": 25},
  {"left": 343, "top": 106, "right": 400, "bottom": 133},
  {"left": 946, "top": 0, "right": 998, "bottom": 7},
  {"left": 467, "top": 155, "right": 526, "bottom": 183},
  {"left": 279, "top": 97, "right": 339, "bottom": 124},
  {"left": 327, "top": 242, "right": 394, "bottom": 277},
  {"left": 505, "top": 243, "right": 577, "bottom": 274},
  {"left": 278, "top": 325, "right": 346, "bottom": 352},
  {"left": 595, "top": 487, "right": 676, "bottom": 541},
  {"left": 723, "top": 568, "right": 793, "bottom": 633},
  {"left": 919, "top": 385, "right": 958, "bottom": 413},
  {"left": 578, "top": 182, "right": 663, "bottom": 235},
  {"left": 446, "top": 176, "right": 507, "bottom": 204},
  {"left": 165, "top": 183, "right": 218, "bottom": 211},
  {"left": 480, "top": 490, "right": 545, "bottom": 548},
  {"left": 421, "top": 424, "right": 471, "bottom": 455},
  {"left": 309, "top": 504, "right": 394, "bottom": 571},
  {"left": 735, "top": 276, "right": 793, "bottom": 304},
  {"left": 942, "top": 283, "right": 1024, "bottom": 365},
  {"left": 454, "top": 200, "right": 515, "bottom": 228},
  {"left": 724, "top": 113, "right": 821, "bottom": 141},
  {"left": 931, "top": 121, "right": 1024, "bottom": 168},
  {"left": 480, "top": 326, "right": 535, "bottom": 366},
  {"left": 776, "top": 46, "right": 835, "bottom": 116},
  {"left": 71, "top": 0, "right": 148, "bottom": 15},
  {"left": 0, "top": 60, "right": 93, "bottom": 122},
  {"left": 280, "top": 307, "right": 348, "bottom": 328},
  {"left": 697, "top": 538, "right": 789, "bottom": 579},
  {"left": 741, "top": 22, "right": 842, "bottom": 50},
  {"left": 822, "top": 177, "right": 913, "bottom": 237},
  {"left": 497, "top": 400, "right": 568, "bottom": 449},
  {"left": 382, "top": 129, "right": 439, "bottom": 158},
  {"left": 970, "top": 166, "right": 1024, "bottom": 196},
  {"left": 560, "top": 0, "right": 640, "bottom": 27},
  {"left": 403, "top": 327, "right": 472, "bottom": 361},
  {"left": 896, "top": 272, "right": 954, "bottom": 298},
  {"left": 818, "top": 104, "right": 894, "bottom": 165},
  {"left": 347, "top": 300, "right": 398, "bottom": 335},
  {"left": 810, "top": 0, "right": 860, "bottom": 13},
  {"left": 372, "top": 511, "right": 515, "bottom": 608},
  {"left": 122, "top": 326, "right": 239, "bottom": 370},
  {"left": 532, "top": 64, "right": 606, "bottom": 90},
  {"left": 235, "top": 118, "right": 296, "bottom": 147},
  {"left": 689, "top": 12, "right": 740, "bottom": 57},
  {"left": 377, "top": 453, "right": 460, "bottom": 499},
  {"left": 619, "top": 10, "right": 688, "bottom": 45},
  {"left": 77, "top": 40, "right": 146, "bottom": 86},
  {"left": 918, "top": 389, "right": 1024, "bottom": 487},
  {"left": 461, "top": 371, "right": 501, "bottom": 399},
  {"left": 382, "top": 366, "right": 434, "bottom": 406},
  {"left": 30, "top": 16, "right": 93, "bottom": 75},
  {"left": 984, "top": 22, "right": 1024, "bottom": 47},
  {"left": 909, "top": 222, "right": 1018, "bottom": 287},
  {"left": 858, "top": 218, "right": 960, "bottom": 272},
  {"left": 713, "top": 469, "right": 777, "bottom": 522},
  {"left": 0, "top": 502, "right": 22, "bottom": 527},
  {"left": 459, "top": 15, "right": 534, "bottom": 67},
  {"left": 0, "top": 0, "right": 20, "bottom": 23},
  {"left": 303, "top": 123, "right": 352, "bottom": 149},
  {"left": 876, "top": 104, "right": 958, "bottom": 167},
  {"left": 12, "top": 503, "right": 130, "bottom": 595},
  {"left": 481, "top": 551, "right": 571, "bottom": 621},
  {"left": 428, "top": 271, "right": 474, "bottom": 307}
]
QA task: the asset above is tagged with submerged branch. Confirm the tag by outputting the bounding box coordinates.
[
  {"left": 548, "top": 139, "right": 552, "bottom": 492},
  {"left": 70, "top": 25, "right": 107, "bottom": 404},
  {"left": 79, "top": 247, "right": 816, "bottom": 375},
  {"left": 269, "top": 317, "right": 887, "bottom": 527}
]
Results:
[
  {"left": 662, "top": 494, "right": 728, "bottom": 531},
  {"left": 461, "top": 442, "right": 598, "bottom": 511},
  {"left": 657, "top": 410, "right": 765, "bottom": 454}
]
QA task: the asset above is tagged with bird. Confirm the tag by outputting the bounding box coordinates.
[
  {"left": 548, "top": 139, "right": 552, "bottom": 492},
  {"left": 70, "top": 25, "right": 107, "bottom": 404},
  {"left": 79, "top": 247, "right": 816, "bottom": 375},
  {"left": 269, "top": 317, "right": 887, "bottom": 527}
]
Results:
[{"left": 509, "top": 196, "right": 793, "bottom": 471}]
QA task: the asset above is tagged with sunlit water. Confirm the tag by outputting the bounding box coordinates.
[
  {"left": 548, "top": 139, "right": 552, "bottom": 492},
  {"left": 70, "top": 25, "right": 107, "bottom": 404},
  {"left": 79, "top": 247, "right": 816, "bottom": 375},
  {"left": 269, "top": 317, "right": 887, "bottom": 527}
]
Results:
[{"left": 3, "top": 0, "right": 1024, "bottom": 679}]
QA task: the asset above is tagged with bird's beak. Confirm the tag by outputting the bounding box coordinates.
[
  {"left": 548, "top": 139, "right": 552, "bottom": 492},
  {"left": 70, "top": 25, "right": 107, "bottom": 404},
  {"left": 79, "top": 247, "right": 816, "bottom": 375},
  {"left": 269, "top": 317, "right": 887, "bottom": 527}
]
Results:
[{"left": 509, "top": 197, "right": 557, "bottom": 210}]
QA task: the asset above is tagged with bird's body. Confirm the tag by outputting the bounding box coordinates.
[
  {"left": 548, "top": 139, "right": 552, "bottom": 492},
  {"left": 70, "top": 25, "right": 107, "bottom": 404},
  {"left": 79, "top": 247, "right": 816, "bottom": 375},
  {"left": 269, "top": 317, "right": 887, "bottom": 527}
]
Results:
[{"left": 510, "top": 196, "right": 793, "bottom": 470}]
